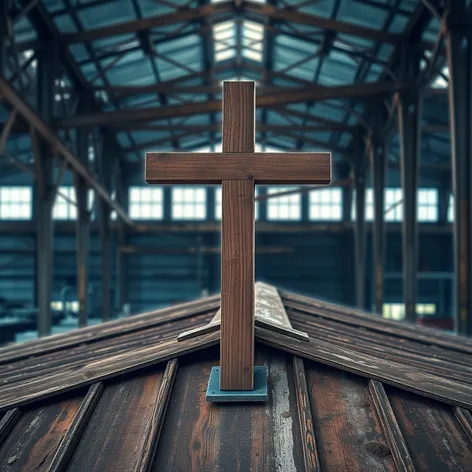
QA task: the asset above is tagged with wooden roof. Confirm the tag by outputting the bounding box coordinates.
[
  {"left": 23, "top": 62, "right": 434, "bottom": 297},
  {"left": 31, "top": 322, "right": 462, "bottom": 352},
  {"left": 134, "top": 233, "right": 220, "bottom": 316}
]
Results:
[{"left": 0, "top": 283, "right": 471, "bottom": 471}]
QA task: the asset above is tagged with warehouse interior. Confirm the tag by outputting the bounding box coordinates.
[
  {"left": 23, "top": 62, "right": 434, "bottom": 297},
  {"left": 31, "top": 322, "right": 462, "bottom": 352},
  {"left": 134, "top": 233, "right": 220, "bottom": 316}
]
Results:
[{"left": 0, "top": 0, "right": 471, "bottom": 346}]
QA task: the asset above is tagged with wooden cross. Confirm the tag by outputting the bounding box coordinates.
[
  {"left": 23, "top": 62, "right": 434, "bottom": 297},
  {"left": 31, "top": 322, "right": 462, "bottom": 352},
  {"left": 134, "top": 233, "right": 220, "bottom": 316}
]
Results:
[{"left": 146, "top": 81, "right": 331, "bottom": 391}]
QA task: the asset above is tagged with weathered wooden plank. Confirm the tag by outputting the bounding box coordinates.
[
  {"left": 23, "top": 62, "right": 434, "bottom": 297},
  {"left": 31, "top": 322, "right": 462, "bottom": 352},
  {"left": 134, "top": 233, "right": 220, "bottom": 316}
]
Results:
[
  {"left": 369, "top": 380, "right": 415, "bottom": 472},
  {"left": 305, "top": 361, "right": 396, "bottom": 471},
  {"left": 177, "top": 317, "right": 309, "bottom": 343},
  {"left": 283, "top": 292, "right": 472, "bottom": 355},
  {"left": 223, "top": 81, "right": 255, "bottom": 153},
  {"left": 387, "top": 386, "right": 472, "bottom": 470},
  {"left": 293, "top": 356, "right": 321, "bottom": 472},
  {"left": 1, "top": 313, "right": 211, "bottom": 388},
  {"left": 220, "top": 178, "right": 255, "bottom": 390},
  {"left": 0, "top": 408, "right": 20, "bottom": 445},
  {"left": 290, "top": 309, "right": 472, "bottom": 371},
  {"left": 65, "top": 369, "right": 165, "bottom": 471},
  {"left": 0, "top": 295, "right": 219, "bottom": 365},
  {"left": 135, "top": 359, "right": 179, "bottom": 472},
  {"left": 47, "top": 382, "right": 104, "bottom": 472},
  {"left": 453, "top": 407, "right": 472, "bottom": 443},
  {"left": 290, "top": 313, "right": 472, "bottom": 385},
  {"left": 178, "top": 282, "right": 308, "bottom": 343},
  {"left": 145, "top": 152, "right": 331, "bottom": 184},
  {"left": 0, "top": 331, "right": 219, "bottom": 412},
  {"left": 0, "top": 393, "right": 83, "bottom": 471},
  {"left": 255, "top": 327, "right": 472, "bottom": 409}
]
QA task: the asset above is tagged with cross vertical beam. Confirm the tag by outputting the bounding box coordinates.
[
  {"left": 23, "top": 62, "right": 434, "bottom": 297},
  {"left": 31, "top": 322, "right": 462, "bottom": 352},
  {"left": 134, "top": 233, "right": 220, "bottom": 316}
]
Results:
[{"left": 220, "top": 82, "right": 255, "bottom": 390}]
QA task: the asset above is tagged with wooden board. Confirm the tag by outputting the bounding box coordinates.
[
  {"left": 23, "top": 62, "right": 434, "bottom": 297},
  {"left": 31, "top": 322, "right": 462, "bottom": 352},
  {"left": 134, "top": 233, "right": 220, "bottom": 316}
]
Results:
[
  {"left": 0, "top": 331, "right": 219, "bottom": 412},
  {"left": 220, "top": 179, "right": 255, "bottom": 390},
  {"left": 305, "top": 361, "right": 396, "bottom": 472},
  {"left": 65, "top": 369, "right": 165, "bottom": 472},
  {"left": 152, "top": 347, "right": 306, "bottom": 472},
  {"left": 145, "top": 152, "right": 331, "bottom": 184},
  {"left": 386, "top": 386, "right": 472, "bottom": 470},
  {"left": 0, "top": 295, "right": 218, "bottom": 365},
  {"left": 255, "top": 327, "right": 472, "bottom": 409},
  {"left": 282, "top": 290, "right": 472, "bottom": 355}
]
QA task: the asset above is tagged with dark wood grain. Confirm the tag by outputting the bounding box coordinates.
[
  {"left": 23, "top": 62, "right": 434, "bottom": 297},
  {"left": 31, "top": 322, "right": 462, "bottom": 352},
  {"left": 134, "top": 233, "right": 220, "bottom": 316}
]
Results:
[
  {"left": 65, "top": 369, "right": 165, "bottom": 471},
  {"left": 223, "top": 81, "right": 255, "bottom": 153},
  {"left": 453, "top": 407, "right": 472, "bottom": 443},
  {"left": 282, "top": 290, "right": 472, "bottom": 355},
  {"left": 305, "top": 361, "right": 396, "bottom": 471},
  {"left": 0, "top": 312, "right": 212, "bottom": 389},
  {"left": 145, "top": 152, "right": 331, "bottom": 184},
  {"left": 369, "top": 380, "right": 415, "bottom": 472},
  {"left": 293, "top": 356, "right": 321, "bottom": 472},
  {"left": 0, "top": 393, "right": 83, "bottom": 472},
  {"left": 0, "top": 408, "right": 20, "bottom": 445},
  {"left": 135, "top": 359, "right": 179, "bottom": 472},
  {"left": 0, "top": 331, "right": 219, "bottom": 412},
  {"left": 255, "top": 326, "right": 472, "bottom": 409},
  {"left": 220, "top": 178, "right": 255, "bottom": 390},
  {"left": 387, "top": 385, "right": 472, "bottom": 471},
  {"left": 0, "top": 295, "right": 219, "bottom": 365},
  {"left": 152, "top": 346, "right": 305, "bottom": 472},
  {"left": 47, "top": 382, "right": 104, "bottom": 472},
  {"left": 289, "top": 311, "right": 472, "bottom": 385}
]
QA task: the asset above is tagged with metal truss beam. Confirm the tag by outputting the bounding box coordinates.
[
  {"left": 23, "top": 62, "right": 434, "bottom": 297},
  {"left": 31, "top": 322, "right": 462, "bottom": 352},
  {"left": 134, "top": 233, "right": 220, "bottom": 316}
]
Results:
[
  {"left": 353, "top": 143, "right": 367, "bottom": 309},
  {"left": 397, "top": 52, "right": 422, "bottom": 325},
  {"left": 368, "top": 109, "right": 388, "bottom": 316},
  {"left": 0, "top": 74, "right": 132, "bottom": 226},
  {"left": 444, "top": 2, "right": 472, "bottom": 335},
  {"left": 17, "top": 0, "right": 412, "bottom": 51},
  {"left": 57, "top": 81, "right": 411, "bottom": 128}
]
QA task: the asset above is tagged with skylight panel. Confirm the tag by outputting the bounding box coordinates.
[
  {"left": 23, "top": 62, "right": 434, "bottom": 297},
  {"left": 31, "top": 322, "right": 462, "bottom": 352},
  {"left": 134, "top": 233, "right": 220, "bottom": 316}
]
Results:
[
  {"left": 431, "top": 65, "right": 449, "bottom": 89},
  {"left": 242, "top": 20, "right": 264, "bottom": 62},
  {"left": 213, "top": 21, "right": 236, "bottom": 62}
]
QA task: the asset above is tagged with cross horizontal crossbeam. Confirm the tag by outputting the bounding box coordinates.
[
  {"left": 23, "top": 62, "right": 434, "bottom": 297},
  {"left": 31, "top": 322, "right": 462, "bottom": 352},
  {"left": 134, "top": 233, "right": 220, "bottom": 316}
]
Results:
[{"left": 145, "top": 152, "right": 331, "bottom": 184}]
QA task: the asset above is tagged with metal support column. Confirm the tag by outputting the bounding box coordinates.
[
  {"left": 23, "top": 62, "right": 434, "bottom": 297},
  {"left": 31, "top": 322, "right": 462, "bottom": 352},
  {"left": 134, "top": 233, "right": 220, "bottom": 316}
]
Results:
[
  {"left": 99, "top": 136, "right": 113, "bottom": 322},
  {"left": 397, "top": 51, "right": 422, "bottom": 324},
  {"left": 0, "top": 0, "right": 8, "bottom": 76},
  {"left": 444, "top": 2, "right": 472, "bottom": 335},
  {"left": 370, "top": 139, "right": 387, "bottom": 315},
  {"left": 34, "top": 49, "right": 55, "bottom": 336},
  {"left": 115, "top": 167, "right": 128, "bottom": 312},
  {"left": 353, "top": 156, "right": 366, "bottom": 309},
  {"left": 342, "top": 185, "right": 353, "bottom": 223},
  {"left": 74, "top": 99, "right": 91, "bottom": 328}
]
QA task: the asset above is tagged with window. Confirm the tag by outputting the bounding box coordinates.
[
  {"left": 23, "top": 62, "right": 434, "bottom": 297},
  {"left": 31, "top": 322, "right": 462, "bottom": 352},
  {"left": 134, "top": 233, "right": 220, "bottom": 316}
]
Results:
[
  {"left": 213, "top": 21, "right": 236, "bottom": 62},
  {"left": 172, "top": 187, "right": 206, "bottom": 220},
  {"left": 310, "top": 188, "right": 342, "bottom": 221},
  {"left": 53, "top": 187, "right": 94, "bottom": 220},
  {"left": 448, "top": 194, "right": 454, "bottom": 222},
  {"left": 385, "top": 188, "right": 403, "bottom": 222},
  {"left": 417, "top": 188, "right": 438, "bottom": 222},
  {"left": 351, "top": 189, "right": 374, "bottom": 221},
  {"left": 0, "top": 187, "right": 32, "bottom": 219},
  {"left": 383, "top": 303, "right": 436, "bottom": 321},
  {"left": 215, "top": 187, "right": 259, "bottom": 220},
  {"left": 267, "top": 187, "right": 301, "bottom": 221},
  {"left": 242, "top": 21, "right": 264, "bottom": 62},
  {"left": 129, "top": 187, "right": 163, "bottom": 220}
]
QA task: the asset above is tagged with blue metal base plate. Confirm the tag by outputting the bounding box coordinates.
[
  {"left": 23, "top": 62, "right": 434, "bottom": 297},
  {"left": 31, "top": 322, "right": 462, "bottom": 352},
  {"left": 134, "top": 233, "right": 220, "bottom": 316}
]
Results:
[{"left": 206, "top": 366, "right": 268, "bottom": 402}]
